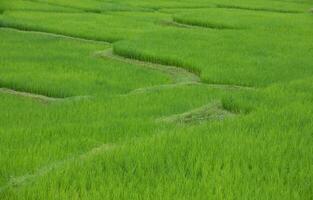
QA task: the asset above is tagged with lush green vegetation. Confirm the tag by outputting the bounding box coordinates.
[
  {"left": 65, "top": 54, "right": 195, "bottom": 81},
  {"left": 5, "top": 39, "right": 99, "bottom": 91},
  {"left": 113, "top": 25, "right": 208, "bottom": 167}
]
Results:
[{"left": 0, "top": 0, "right": 312, "bottom": 199}]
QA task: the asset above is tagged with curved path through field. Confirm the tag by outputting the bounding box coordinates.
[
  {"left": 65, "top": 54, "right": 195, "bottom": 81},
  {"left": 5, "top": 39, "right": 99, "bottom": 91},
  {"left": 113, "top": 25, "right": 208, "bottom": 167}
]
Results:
[{"left": 99, "top": 49, "right": 255, "bottom": 95}]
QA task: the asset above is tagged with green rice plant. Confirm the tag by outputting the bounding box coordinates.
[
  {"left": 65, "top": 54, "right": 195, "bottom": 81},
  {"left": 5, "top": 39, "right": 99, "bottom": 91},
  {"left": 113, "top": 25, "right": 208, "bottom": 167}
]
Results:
[
  {"left": 1, "top": 0, "right": 313, "bottom": 199},
  {"left": 115, "top": 0, "right": 310, "bottom": 12},
  {"left": 113, "top": 12, "right": 313, "bottom": 87},
  {"left": 212, "top": 0, "right": 310, "bottom": 13},
  {"left": 0, "top": 0, "right": 81, "bottom": 12},
  {"left": 0, "top": 11, "right": 170, "bottom": 42},
  {"left": 0, "top": 29, "right": 170, "bottom": 97},
  {"left": 173, "top": 8, "right": 308, "bottom": 29},
  {"left": 27, "top": 0, "right": 154, "bottom": 12},
  {"left": 0, "top": 28, "right": 237, "bottom": 193}
]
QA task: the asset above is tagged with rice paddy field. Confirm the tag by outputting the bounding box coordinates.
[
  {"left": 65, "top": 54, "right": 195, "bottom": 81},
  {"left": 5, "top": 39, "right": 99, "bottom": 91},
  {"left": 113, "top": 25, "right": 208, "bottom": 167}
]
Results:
[{"left": 0, "top": 0, "right": 312, "bottom": 199}]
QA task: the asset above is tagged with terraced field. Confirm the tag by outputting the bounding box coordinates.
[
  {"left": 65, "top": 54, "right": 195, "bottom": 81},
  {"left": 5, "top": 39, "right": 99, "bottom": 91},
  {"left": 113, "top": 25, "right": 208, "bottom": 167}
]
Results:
[{"left": 0, "top": 0, "right": 312, "bottom": 199}]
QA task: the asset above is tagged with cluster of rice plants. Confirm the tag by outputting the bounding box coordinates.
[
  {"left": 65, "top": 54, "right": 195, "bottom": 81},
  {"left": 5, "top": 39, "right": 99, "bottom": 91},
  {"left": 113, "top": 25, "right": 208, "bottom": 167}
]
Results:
[
  {"left": 0, "top": 0, "right": 81, "bottom": 12},
  {"left": 0, "top": 29, "right": 170, "bottom": 97},
  {"left": 172, "top": 8, "right": 309, "bottom": 29},
  {"left": 113, "top": 11, "right": 313, "bottom": 87},
  {"left": 0, "top": 11, "right": 171, "bottom": 42},
  {"left": 0, "top": 0, "right": 312, "bottom": 199}
]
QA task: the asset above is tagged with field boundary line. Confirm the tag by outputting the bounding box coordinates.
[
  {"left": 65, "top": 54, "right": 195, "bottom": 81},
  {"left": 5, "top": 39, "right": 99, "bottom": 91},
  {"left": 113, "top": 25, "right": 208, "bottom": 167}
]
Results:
[
  {"left": 126, "top": 82, "right": 199, "bottom": 95},
  {"left": 0, "top": 88, "right": 61, "bottom": 103},
  {"left": 205, "top": 83, "right": 256, "bottom": 91},
  {"left": 0, "top": 88, "right": 91, "bottom": 103},
  {"left": 0, "top": 27, "right": 112, "bottom": 44},
  {"left": 97, "top": 49, "right": 200, "bottom": 84},
  {"left": 156, "top": 100, "right": 236, "bottom": 124},
  {"left": 164, "top": 19, "right": 241, "bottom": 30},
  {"left": 155, "top": 4, "right": 303, "bottom": 14},
  {"left": 123, "top": 82, "right": 254, "bottom": 96},
  {"left": 157, "top": 20, "right": 207, "bottom": 29},
  {"left": 0, "top": 143, "right": 117, "bottom": 193},
  {"left": 215, "top": 4, "right": 303, "bottom": 13}
]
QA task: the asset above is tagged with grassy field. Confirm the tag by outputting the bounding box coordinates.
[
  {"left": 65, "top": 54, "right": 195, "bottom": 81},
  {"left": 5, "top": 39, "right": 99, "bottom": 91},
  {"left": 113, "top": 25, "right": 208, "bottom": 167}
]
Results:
[{"left": 0, "top": 0, "right": 312, "bottom": 199}]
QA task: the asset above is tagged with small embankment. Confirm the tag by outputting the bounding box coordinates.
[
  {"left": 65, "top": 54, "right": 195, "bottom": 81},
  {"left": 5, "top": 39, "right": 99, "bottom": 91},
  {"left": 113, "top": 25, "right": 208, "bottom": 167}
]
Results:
[
  {"left": 0, "top": 88, "right": 62, "bottom": 103},
  {"left": 0, "top": 88, "right": 90, "bottom": 103},
  {"left": 157, "top": 101, "right": 236, "bottom": 124},
  {"left": 98, "top": 49, "right": 200, "bottom": 84},
  {"left": 0, "top": 25, "right": 113, "bottom": 44},
  {"left": 158, "top": 20, "right": 201, "bottom": 29},
  {"left": 216, "top": 4, "right": 302, "bottom": 13},
  {"left": 172, "top": 17, "right": 240, "bottom": 30},
  {"left": 126, "top": 82, "right": 199, "bottom": 95}
]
